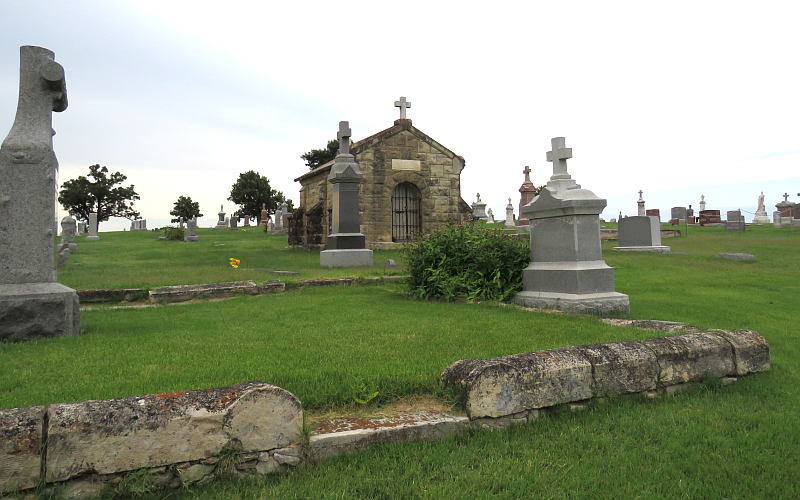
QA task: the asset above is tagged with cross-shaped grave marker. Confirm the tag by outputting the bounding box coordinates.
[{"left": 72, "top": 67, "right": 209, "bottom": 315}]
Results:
[
  {"left": 523, "top": 165, "right": 532, "bottom": 182},
  {"left": 337, "top": 121, "right": 352, "bottom": 155},
  {"left": 394, "top": 96, "right": 411, "bottom": 119},
  {"left": 783, "top": 192, "right": 790, "bottom": 202},
  {"left": 546, "top": 137, "right": 573, "bottom": 178}
]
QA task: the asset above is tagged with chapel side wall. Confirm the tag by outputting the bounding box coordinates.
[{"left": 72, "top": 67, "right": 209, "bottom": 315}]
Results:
[{"left": 357, "top": 130, "right": 466, "bottom": 246}]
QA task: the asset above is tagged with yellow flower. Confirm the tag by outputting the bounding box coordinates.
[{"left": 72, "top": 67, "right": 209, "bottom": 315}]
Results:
[{"left": 229, "top": 258, "right": 241, "bottom": 269}]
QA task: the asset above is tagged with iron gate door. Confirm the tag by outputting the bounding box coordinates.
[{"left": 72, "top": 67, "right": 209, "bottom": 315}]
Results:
[{"left": 391, "top": 182, "right": 422, "bottom": 242}]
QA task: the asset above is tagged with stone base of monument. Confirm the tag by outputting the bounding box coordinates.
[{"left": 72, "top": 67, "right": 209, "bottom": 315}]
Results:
[
  {"left": 512, "top": 290, "right": 630, "bottom": 315},
  {"left": 85, "top": 235, "right": 99, "bottom": 241},
  {"left": 613, "top": 245, "right": 671, "bottom": 253},
  {"left": 0, "top": 282, "right": 80, "bottom": 342},
  {"left": 320, "top": 249, "right": 374, "bottom": 268},
  {"left": 752, "top": 214, "right": 770, "bottom": 224}
]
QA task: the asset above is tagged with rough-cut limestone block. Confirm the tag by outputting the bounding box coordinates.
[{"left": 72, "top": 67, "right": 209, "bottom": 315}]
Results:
[
  {"left": 442, "top": 347, "right": 593, "bottom": 419},
  {"left": 643, "top": 333, "right": 735, "bottom": 385},
  {"left": 149, "top": 281, "right": 259, "bottom": 303},
  {"left": 46, "top": 381, "right": 302, "bottom": 482},
  {"left": 715, "top": 330, "right": 771, "bottom": 375},
  {"left": 576, "top": 341, "right": 659, "bottom": 396},
  {"left": 0, "top": 406, "right": 45, "bottom": 493}
]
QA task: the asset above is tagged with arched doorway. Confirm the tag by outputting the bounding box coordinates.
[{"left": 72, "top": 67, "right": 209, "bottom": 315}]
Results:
[{"left": 391, "top": 182, "right": 422, "bottom": 242}]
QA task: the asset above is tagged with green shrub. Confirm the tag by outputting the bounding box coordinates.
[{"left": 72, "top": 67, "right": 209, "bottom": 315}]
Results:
[
  {"left": 403, "top": 223, "right": 529, "bottom": 302},
  {"left": 161, "top": 226, "right": 185, "bottom": 241}
]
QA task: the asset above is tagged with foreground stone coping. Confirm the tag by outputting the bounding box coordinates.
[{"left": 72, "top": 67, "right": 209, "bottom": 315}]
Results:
[
  {"left": 442, "top": 321, "right": 770, "bottom": 419},
  {"left": 76, "top": 275, "right": 409, "bottom": 307}
]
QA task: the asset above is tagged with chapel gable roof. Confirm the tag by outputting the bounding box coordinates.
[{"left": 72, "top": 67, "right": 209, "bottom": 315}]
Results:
[{"left": 294, "top": 119, "right": 463, "bottom": 183}]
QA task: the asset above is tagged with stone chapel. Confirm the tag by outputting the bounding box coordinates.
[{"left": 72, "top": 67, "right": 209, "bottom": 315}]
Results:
[{"left": 289, "top": 98, "right": 472, "bottom": 248}]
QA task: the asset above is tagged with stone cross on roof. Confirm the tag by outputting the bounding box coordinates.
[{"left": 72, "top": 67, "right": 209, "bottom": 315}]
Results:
[
  {"left": 337, "top": 121, "right": 351, "bottom": 155},
  {"left": 394, "top": 96, "right": 411, "bottom": 119},
  {"left": 523, "top": 165, "right": 531, "bottom": 182},
  {"left": 546, "top": 137, "right": 572, "bottom": 179},
  {"left": 638, "top": 190, "right": 643, "bottom": 200},
  {"left": 783, "top": 192, "right": 790, "bottom": 202}
]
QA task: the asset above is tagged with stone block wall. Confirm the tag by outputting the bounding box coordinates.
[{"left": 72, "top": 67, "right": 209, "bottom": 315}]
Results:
[
  {"left": 0, "top": 382, "right": 302, "bottom": 497},
  {"left": 442, "top": 326, "right": 770, "bottom": 419}
]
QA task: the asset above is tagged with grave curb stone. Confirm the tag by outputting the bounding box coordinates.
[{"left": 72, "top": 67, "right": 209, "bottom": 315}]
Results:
[
  {"left": 149, "top": 281, "right": 259, "bottom": 303},
  {"left": 0, "top": 405, "right": 46, "bottom": 493}
]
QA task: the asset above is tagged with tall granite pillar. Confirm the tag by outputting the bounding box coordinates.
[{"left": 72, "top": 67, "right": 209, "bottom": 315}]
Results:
[
  {"left": 512, "top": 137, "right": 629, "bottom": 315},
  {"left": 320, "top": 121, "right": 373, "bottom": 267},
  {"left": 0, "top": 46, "right": 80, "bottom": 342}
]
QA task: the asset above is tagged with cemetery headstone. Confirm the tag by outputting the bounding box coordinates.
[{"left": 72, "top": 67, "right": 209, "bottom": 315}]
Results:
[
  {"left": 320, "top": 121, "right": 373, "bottom": 267},
  {"left": 60, "top": 215, "right": 77, "bottom": 251},
  {"left": 699, "top": 194, "right": 706, "bottom": 212},
  {"left": 686, "top": 205, "right": 695, "bottom": 224},
  {"left": 637, "top": 190, "right": 645, "bottom": 216},
  {"left": 273, "top": 204, "right": 284, "bottom": 231},
  {"left": 471, "top": 193, "right": 489, "bottom": 221},
  {"left": 215, "top": 205, "right": 227, "bottom": 229},
  {"left": 725, "top": 210, "right": 746, "bottom": 231},
  {"left": 77, "top": 221, "right": 87, "bottom": 233},
  {"left": 229, "top": 216, "right": 238, "bottom": 230},
  {"left": 505, "top": 197, "right": 515, "bottom": 227},
  {"left": 518, "top": 165, "right": 537, "bottom": 225},
  {"left": 774, "top": 193, "right": 794, "bottom": 227},
  {"left": 670, "top": 206, "right": 687, "bottom": 224},
  {"left": 512, "top": 137, "right": 629, "bottom": 314},
  {"left": 185, "top": 217, "right": 199, "bottom": 242},
  {"left": 86, "top": 212, "right": 100, "bottom": 240},
  {"left": 243, "top": 216, "right": 250, "bottom": 227},
  {"left": 0, "top": 45, "right": 80, "bottom": 341},
  {"left": 752, "top": 191, "right": 770, "bottom": 224},
  {"left": 259, "top": 203, "right": 269, "bottom": 227},
  {"left": 645, "top": 208, "right": 660, "bottom": 220},
  {"left": 487, "top": 208, "right": 495, "bottom": 223},
  {"left": 614, "top": 216, "right": 670, "bottom": 252},
  {"left": 699, "top": 209, "right": 721, "bottom": 225}
]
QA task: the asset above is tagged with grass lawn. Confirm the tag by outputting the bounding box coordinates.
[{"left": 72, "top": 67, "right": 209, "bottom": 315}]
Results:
[
  {"left": 57, "top": 228, "right": 405, "bottom": 290},
  {"left": 2, "top": 224, "right": 798, "bottom": 498}
]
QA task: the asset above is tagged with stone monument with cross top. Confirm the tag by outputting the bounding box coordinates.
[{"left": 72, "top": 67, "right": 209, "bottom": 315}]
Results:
[
  {"left": 320, "top": 121, "right": 373, "bottom": 267},
  {"left": 513, "top": 137, "right": 629, "bottom": 314},
  {"left": 518, "top": 165, "right": 538, "bottom": 226}
]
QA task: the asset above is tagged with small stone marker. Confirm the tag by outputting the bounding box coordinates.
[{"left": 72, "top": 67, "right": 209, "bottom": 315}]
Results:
[
  {"left": 719, "top": 252, "right": 755, "bottom": 261},
  {"left": 229, "top": 216, "right": 238, "bottom": 230},
  {"left": 512, "top": 137, "right": 629, "bottom": 314},
  {"left": 60, "top": 215, "right": 77, "bottom": 251},
  {"left": 487, "top": 208, "right": 495, "bottom": 223},
  {"left": 320, "top": 121, "right": 373, "bottom": 267},
  {"left": 215, "top": 205, "right": 227, "bottom": 229},
  {"left": 0, "top": 45, "right": 80, "bottom": 342},
  {"left": 86, "top": 212, "right": 99, "bottom": 240},
  {"left": 505, "top": 197, "right": 515, "bottom": 227},
  {"left": 185, "top": 217, "right": 199, "bottom": 242},
  {"left": 671, "top": 206, "right": 687, "bottom": 224}
]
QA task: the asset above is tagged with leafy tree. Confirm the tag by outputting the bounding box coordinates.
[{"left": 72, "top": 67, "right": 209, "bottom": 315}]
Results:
[
  {"left": 228, "top": 171, "right": 288, "bottom": 221},
  {"left": 58, "top": 164, "right": 140, "bottom": 227},
  {"left": 301, "top": 139, "right": 339, "bottom": 170},
  {"left": 170, "top": 196, "right": 202, "bottom": 224}
]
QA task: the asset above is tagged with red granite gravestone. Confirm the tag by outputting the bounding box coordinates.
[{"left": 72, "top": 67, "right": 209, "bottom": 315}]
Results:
[{"left": 699, "top": 210, "right": 721, "bottom": 224}]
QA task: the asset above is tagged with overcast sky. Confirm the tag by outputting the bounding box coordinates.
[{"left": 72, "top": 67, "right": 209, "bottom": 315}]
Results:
[{"left": 2, "top": 1, "right": 799, "bottom": 230}]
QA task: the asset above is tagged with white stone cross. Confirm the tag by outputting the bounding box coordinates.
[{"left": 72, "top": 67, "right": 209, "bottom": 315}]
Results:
[
  {"left": 337, "top": 121, "right": 352, "bottom": 155},
  {"left": 523, "top": 165, "right": 532, "bottom": 182},
  {"left": 394, "top": 96, "right": 411, "bottom": 119},
  {"left": 546, "top": 137, "right": 572, "bottom": 178}
]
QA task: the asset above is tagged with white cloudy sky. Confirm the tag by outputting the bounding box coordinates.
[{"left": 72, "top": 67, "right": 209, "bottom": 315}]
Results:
[{"left": 1, "top": 0, "right": 799, "bottom": 230}]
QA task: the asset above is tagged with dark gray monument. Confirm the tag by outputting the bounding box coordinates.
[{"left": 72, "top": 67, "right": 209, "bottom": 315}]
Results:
[
  {"left": 615, "top": 216, "right": 670, "bottom": 253},
  {"left": 0, "top": 46, "right": 80, "bottom": 342},
  {"left": 671, "top": 206, "right": 687, "bottom": 223},
  {"left": 229, "top": 216, "right": 238, "bottom": 230},
  {"left": 512, "top": 137, "right": 629, "bottom": 315},
  {"left": 320, "top": 121, "right": 373, "bottom": 267},
  {"left": 725, "top": 210, "right": 746, "bottom": 231}
]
